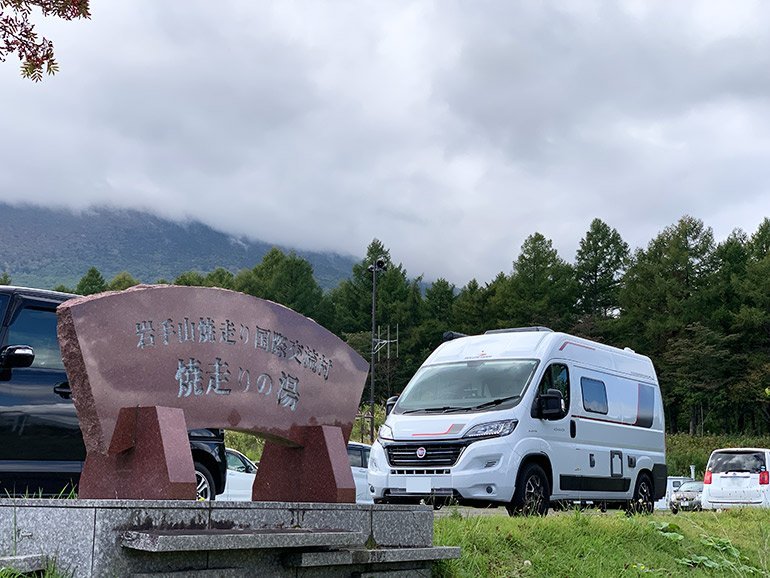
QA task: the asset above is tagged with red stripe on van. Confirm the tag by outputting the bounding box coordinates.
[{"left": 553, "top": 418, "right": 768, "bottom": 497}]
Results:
[{"left": 559, "top": 341, "right": 595, "bottom": 351}]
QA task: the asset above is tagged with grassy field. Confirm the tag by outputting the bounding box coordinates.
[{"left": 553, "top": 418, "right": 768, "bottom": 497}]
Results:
[{"left": 434, "top": 508, "right": 770, "bottom": 577}]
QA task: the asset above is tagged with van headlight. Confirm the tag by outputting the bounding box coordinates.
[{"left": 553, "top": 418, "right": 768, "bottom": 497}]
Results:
[
  {"left": 464, "top": 419, "right": 518, "bottom": 439},
  {"left": 378, "top": 424, "right": 394, "bottom": 441}
]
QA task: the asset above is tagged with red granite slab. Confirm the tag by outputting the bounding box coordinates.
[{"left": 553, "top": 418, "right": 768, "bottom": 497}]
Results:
[{"left": 57, "top": 285, "right": 369, "bottom": 501}]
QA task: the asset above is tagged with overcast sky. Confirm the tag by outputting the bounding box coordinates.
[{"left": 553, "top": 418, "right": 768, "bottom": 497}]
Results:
[{"left": 2, "top": 0, "right": 770, "bottom": 286}]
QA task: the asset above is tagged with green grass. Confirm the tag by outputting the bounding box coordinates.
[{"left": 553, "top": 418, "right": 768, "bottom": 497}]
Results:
[
  {"left": 434, "top": 508, "right": 770, "bottom": 577},
  {"left": 0, "top": 559, "right": 73, "bottom": 578}
]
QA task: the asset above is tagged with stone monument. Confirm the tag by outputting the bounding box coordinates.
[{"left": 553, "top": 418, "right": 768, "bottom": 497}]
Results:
[{"left": 56, "top": 284, "right": 369, "bottom": 502}]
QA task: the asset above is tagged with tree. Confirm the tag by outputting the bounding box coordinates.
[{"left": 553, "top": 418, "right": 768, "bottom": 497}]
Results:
[
  {"left": 234, "top": 249, "right": 323, "bottom": 318},
  {"left": 661, "top": 323, "right": 734, "bottom": 434},
  {"left": 108, "top": 271, "right": 140, "bottom": 291},
  {"left": 174, "top": 271, "right": 206, "bottom": 286},
  {"left": 0, "top": 0, "right": 90, "bottom": 81},
  {"left": 0, "top": 270, "right": 10, "bottom": 284},
  {"left": 619, "top": 216, "right": 716, "bottom": 353},
  {"left": 204, "top": 267, "right": 235, "bottom": 290},
  {"left": 328, "top": 239, "right": 396, "bottom": 334},
  {"left": 423, "top": 278, "right": 455, "bottom": 324},
  {"left": 575, "top": 219, "right": 630, "bottom": 317},
  {"left": 749, "top": 218, "right": 770, "bottom": 261},
  {"left": 75, "top": 266, "right": 106, "bottom": 295},
  {"left": 491, "top": 233, "right": 577, "bottom": 330}
]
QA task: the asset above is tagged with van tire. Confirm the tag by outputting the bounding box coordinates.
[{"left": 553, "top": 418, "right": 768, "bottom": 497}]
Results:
[
  {"left": 194, "top": 462, "right": 215, "bottom": 501},
  {"left": 507, "top": 463, "right": 550, "bottom": 516},
  {"left": 626, "top": 473, "right": 653, "bottom": 515}
]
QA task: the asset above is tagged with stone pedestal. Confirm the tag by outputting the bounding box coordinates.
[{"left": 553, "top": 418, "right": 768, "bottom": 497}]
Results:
[{"left": 0, "top": 499, "right": 459, "bottom": 577}]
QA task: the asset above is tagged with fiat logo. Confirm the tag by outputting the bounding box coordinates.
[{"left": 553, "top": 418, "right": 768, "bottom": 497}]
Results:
[{"left": 416, "top": 447, "right": 427, "bottom": 459}]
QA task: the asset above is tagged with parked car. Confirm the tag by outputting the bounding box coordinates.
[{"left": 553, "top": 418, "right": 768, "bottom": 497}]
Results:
[
  {"left": 669, "top": 480, "right": 703, "bottom": 513},
  {"left": 654, "top": 476, "right": 693, "bottom": 510},
  {"left": 347, "top": 441, "right": 374, "bottom": 504},
  {"left": 701, "top": 447, "right": 770, "bottom": 510},
  {"left": 0, "top": 285, "right": 228, "bottom": 499},
  {"left": 219, "top": 442, "right": 373, "bottom": 503},
  {"left": 219, "top": 448, "right": 259, "bottom": 501}
]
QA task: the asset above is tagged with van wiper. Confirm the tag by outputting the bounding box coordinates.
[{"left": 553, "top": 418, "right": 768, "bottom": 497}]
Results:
[
  {"left": 401, "top": 406, "right": 465, "bottom": 414},
  {"left": 469, "top": 395, "right": 521, "bottom": 411}
]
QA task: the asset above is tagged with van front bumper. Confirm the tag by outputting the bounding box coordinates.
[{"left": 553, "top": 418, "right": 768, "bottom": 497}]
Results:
[{"left": 367, "top": 437, "right": 520, "bottom": 504}]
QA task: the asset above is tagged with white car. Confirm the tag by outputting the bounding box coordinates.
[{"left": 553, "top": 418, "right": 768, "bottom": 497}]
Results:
[
  {"left": 348, "top": 441, "right": 374, "bottom": 504},
  {"left": 701, "top": 447, "right": 770, "bottom": 509},
  {"left": 220, "top": 444, "right": 373, "bottom": 503},
  {"left": 220, "top": 448, "right": 259, "bottom": 501}
]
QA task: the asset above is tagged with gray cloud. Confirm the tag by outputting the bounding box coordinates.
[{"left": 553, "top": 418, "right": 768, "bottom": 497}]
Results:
[{"left": 1, "top": 0, "right": 770, "bottom": 286}]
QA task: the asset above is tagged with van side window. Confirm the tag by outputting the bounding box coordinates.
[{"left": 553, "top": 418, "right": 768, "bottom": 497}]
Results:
[
  {"left": 538, "top": 364, "right": 570, "bottom": 412},
  {"left": 633, "top": 383, "right": 655, "bottom": 428},
  {"left": 581, "top": 377, "right": 608, "bottom": 414},
  {"left": 6, "top": 306, "right": 64, "bottom": 370}
]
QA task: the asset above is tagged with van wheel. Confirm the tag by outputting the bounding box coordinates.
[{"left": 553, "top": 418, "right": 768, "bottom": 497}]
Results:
[
  {"left": 507, "top": 463, "right": 550, "bottom": 516},
  {"left": 194, "top": 462, "right": 215, "bottom": 501},
  {"left": 626, "top": 473, "right": 653, "bottom": 515}
]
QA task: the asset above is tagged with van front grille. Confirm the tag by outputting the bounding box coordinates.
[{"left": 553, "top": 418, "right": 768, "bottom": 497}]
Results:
[{"left": 385, "top": 443, "right": 467, "bottom": 468}]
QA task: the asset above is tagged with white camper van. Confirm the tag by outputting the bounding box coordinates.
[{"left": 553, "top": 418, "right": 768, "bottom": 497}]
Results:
[{"left": 368, "top": 328, "right": 666, "bottom": 515}]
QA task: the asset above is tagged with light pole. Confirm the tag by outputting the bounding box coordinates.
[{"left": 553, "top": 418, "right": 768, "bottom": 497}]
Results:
[{"left": 368, "top": 256, "right": 387, "bottom": 443}]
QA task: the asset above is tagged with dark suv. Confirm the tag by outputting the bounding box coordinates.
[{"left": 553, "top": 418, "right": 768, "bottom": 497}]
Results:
[{"left": 0, "top": 285, "right": 227, "bottom": 499}]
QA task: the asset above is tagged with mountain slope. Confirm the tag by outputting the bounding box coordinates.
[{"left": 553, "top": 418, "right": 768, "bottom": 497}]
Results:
[{"left": 0, "top": 203, "right": 356, "bottom": 291}]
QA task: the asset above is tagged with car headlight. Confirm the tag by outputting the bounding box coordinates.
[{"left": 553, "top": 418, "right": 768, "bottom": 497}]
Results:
[
  {"left": 464, "top": 419, "right": 518, "bottom": 439},
  {"left": 378, "top": 424, "right": 394, "bottom": 441}
]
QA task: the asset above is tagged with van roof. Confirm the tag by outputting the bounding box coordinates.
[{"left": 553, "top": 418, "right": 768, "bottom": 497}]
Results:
[{"left": 424, "top": 330, "right": 657, "bottom": 381}]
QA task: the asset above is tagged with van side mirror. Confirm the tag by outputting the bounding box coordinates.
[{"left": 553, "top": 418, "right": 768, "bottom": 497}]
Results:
[
  {"left": 537, "top": 388, "right": 565, "bottom": 420},
  {"left": 0, "top": 345, "right": 35, "bottom": 369},
  {"left": 385, "top": 396, "right": 399, "bottom": 416}
]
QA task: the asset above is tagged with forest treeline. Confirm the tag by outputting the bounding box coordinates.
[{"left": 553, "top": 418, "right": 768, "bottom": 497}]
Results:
[{"left": 5, "top": 214, "right": 770, "bottom": 436}]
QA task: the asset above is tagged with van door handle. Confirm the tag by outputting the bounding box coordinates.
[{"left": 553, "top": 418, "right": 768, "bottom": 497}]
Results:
[{"left": 570, "top": 419, "right": 576, "bottom": 438}]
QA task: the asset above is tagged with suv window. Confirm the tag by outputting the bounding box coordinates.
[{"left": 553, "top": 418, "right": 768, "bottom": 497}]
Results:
[
  {"left": 0, "top": 294, "right": 9, "bottom": 324},
  {"left": 348, "top": 445, "right": 363, "bottom": 468},
  {"left": 6, "top": 306, "right": 64, "bottom": 370}
]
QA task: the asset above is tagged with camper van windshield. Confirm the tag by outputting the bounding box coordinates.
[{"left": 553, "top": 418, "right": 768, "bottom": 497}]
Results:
[{"left": 394, "top": 359, "right": 538, "bottom": 414}]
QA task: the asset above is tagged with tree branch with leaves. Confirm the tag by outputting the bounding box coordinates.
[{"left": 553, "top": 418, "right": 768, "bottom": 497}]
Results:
[{"left": 1, "top": 0, "right": 89, "bottom": 81}]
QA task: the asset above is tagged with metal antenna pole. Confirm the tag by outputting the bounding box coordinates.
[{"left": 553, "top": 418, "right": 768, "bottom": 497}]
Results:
[{"left": 369, "top": 266, "right": 377, "bottom": 443}]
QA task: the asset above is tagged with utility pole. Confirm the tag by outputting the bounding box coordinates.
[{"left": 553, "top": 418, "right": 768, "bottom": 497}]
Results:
[{"left": 367, "top": 256, "right": 387, "bottom": 443}]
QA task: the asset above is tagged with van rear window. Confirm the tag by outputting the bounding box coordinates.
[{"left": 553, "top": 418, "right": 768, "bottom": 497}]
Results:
[
  {"left": 633, "top": 384, "right": 655, "bottom": 428},
  {"left": 709, "top": 451, "right": 766, "bottom": 474}
]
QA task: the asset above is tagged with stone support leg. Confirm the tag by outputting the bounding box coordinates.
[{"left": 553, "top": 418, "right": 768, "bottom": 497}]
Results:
[
  {"left": 252, "top": 425, "right": 355, "bottom": 503},
  {"left": 78, "top": 406, "right": 196, "bottom": 500}
]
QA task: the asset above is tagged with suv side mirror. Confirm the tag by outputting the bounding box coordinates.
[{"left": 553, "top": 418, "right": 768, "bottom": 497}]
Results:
[
  {"left": 0, "top": 345, "right": 35, "bottom": 369},
  {"left": 538, "top": 388, "right": 565, "bottom": 420},
  {"left": 385, "top": 395, "right": 399, "bottom": 416}
]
